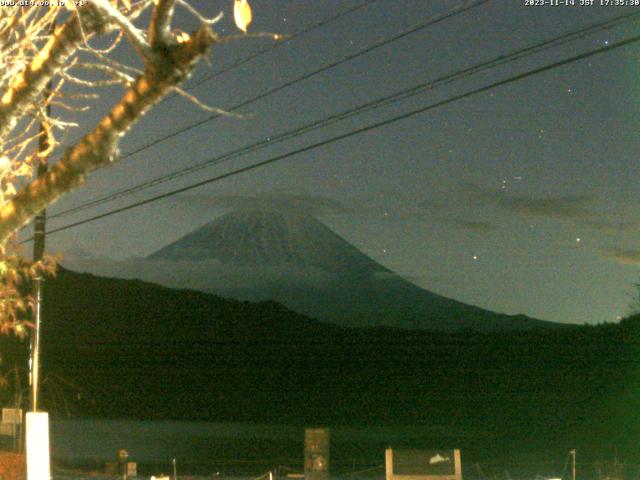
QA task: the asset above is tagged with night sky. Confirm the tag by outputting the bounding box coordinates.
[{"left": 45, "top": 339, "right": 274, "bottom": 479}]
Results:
[{"left": 36, "top": 0, "right": 640, "bottom": 325}]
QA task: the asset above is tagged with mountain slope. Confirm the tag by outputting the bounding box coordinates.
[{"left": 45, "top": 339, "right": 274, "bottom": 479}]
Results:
[
  {"left": 149, "top": 209, "right": 557, "bottom": 331},
  {"left": 149, "top": 209, "right": 386, "bottom": 275}
]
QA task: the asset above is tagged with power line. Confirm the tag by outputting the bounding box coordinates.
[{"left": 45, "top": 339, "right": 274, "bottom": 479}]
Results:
[
  {"left": 30, "top": 32, "right": 640, "bottom": 241},
  {"left": 49, "top": 9, "right": 640, "bottom": 220},
  {"left": 85, "top": 0, "right": 492, "bottom": 164},
  {"left": 183, "top": 0, "right": 377, "bottom": 92},
  {"left": 52, "top": 1, "right": 377, "bottom": 153},
  {"left": 45, "top": 0, "right": 490, "bottom": 219}
]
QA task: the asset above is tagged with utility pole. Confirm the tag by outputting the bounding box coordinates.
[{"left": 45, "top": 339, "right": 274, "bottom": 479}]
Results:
[
  {"left": 29, "top": 14, "right": 54, "bottom": 412},
  {"left": 29, "top": 91, "right": 50, "bottom": 413},
  {"left": 570, "top": 449, "right": 576, "bottom": 480},
  {"left": 25, "top": 23, "right": 54, "bottom": 480}
]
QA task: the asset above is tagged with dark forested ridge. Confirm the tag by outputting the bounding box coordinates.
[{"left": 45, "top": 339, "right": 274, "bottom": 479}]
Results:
[{"left": 1, "top": 268, "right": 637, "bottom": 465}]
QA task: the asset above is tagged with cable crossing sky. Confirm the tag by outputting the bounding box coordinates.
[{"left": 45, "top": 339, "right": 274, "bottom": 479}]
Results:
[{"left": 27, "top": 31, "right": 640, "bottom": 242}]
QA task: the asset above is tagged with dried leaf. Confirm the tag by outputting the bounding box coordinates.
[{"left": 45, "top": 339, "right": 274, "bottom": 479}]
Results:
[
  {"left": 233, "top": 0, "right": 252, "bottom": 33},
  {"left": 3, "top": 183, "right": 15, "bottom": 197},
  {"left": 175, "top": 31, "right": 191, "bottom": 44},
  {"left": 14, "top": 162, "right": 32, "bottom": 177}
]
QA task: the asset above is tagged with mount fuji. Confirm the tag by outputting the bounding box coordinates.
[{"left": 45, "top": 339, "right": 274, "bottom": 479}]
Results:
[{"left": 146, "top": 208, "right": 556, "bottom": 332}]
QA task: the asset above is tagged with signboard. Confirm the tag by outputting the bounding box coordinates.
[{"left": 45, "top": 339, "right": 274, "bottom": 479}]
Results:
[
  {"left": 2, "top": 408, "right": 22, "bottom": 425},
  {"left": 0, "top": 423, "right": 16, "bottom": 436},
  {"left": 385, "top": 449, "right": 462, "bottom": 480}
]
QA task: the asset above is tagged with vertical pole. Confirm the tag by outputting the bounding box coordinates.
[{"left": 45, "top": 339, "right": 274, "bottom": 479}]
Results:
[
  {"left": 29, "top": 21, "right": 52, "bottom": 411},
  {"left": 29, "top": 100, "right": 49, "bottom": 414},
  {"left": 26, "top": 412, "right": 50, "bottom": 480},
  {"left": 570, "top": 449, "right": 576, "bottom": 480}
]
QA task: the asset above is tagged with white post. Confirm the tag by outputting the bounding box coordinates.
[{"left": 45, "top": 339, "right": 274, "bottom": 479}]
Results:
[{"left": 26, "top": 412, "right": 50, "bottom": 480}]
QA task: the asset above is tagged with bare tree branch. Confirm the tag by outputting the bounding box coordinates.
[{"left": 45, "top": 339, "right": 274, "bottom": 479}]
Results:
[
  {"left": 149, "top": 0, "right": 178, "bottom": 49},
  {"left": 0, "top": 24, "right": 218, "bottom": 244},
  {"left": 90, "top": 0, "right": 152, "bottom": 62},
  {"left": 0, "top": 9, "right": 105, "bottom": 142},
  {"left": 0, "top": 1, "right": 269, "bottom": 335}
]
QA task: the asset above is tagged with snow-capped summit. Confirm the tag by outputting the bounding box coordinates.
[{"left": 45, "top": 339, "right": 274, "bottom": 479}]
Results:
[
  {"left": 149, "top": 208, "right": 385, "bottom": 277},
  {"left": 145, "top": 208, "right": 557, "bottom": 332}
]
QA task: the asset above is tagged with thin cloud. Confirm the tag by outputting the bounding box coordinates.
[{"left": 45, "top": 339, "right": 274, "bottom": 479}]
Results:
[
  {"left": 62, "top": 254, "right": 338, "bottom": 292},
  {"left": 173, "top": 192, "right": 353, "bottom": 216},
  {"left": 601, "top": 248, "right": 640, "bottom": 266},
  {"left": 579, "top": 219, "right": 640, "bottom": 232},
  {"left": 439, "top": 217, "right": 497, "bottom": 232},
  {"left": 419, "top": 199, "right": 446, "bottom": 210},
  {"left": 464, "top": 184, "right": 594, "bottom": 220},
  {"left": 485, "top": 192, "right": 593, "bottom": 219}
]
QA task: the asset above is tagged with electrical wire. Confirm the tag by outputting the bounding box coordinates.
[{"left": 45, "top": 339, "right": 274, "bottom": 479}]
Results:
[
  {"left": 52, "top": 0, "right": 378, "bottom": 153},
  {"left": 183, "top": 0, "right": 377, "bottom": 92},
  {"left": 26, "top": 31, "right": 640, "bottom": 242},
  {"left": 49, "top": 8, "right": 640, "bottom": 220},
  {"left": 117, "top": 0, "right": 489, "bottom": 160}
]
